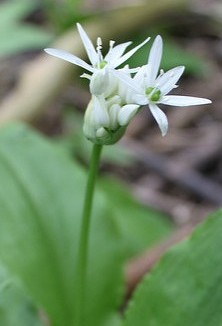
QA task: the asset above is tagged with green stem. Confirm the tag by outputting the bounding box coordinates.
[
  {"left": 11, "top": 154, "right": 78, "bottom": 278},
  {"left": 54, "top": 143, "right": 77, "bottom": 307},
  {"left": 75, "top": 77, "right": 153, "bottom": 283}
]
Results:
[{"left": 75, "top": 144, "right": 103, "bottom": 326}]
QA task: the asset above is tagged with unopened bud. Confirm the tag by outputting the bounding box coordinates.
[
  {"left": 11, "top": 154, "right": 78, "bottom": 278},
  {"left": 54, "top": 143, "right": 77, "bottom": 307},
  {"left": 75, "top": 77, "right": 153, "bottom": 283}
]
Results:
[
  {"left": 83, "top": 96, "right": 139, "bottom": 145},
  {"left": 89, "top": 70, "right": 109, "bottom": 95},
  {"left": 83, "top": 96, "right": 109, "bottom": 140},
  {"left": 118, "top": 104, "right": 139, "bottom": 126}
]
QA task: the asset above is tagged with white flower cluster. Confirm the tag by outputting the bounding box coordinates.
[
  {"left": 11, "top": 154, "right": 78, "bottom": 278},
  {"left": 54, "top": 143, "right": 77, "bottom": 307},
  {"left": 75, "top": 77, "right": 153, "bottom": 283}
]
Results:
[{"left": 45, "top": 23, "right": 211, "bottom": 144}]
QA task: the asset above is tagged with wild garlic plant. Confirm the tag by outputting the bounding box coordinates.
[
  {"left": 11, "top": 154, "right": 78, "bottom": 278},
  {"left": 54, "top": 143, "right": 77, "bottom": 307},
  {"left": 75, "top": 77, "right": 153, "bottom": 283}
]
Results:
[{"left": 44, "top": 23, "right": 211, "bottom": 326}]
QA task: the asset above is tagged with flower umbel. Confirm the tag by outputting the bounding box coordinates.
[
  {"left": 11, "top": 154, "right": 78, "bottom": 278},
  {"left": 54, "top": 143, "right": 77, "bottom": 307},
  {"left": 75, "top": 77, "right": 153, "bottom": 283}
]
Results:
[{"left": 44, "top": 24, "right": 211, "bottom": 141}]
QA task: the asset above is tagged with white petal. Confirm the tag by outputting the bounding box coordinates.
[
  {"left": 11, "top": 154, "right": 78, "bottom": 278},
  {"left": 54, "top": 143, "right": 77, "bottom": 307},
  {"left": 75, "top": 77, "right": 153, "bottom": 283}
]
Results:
[
  {"left": 80, "top": 73, "right": 91, "bottom": 79},
  {"left": 118, "top": 79, "right": 133, "bottom": 103},
  {"left": 76, "top": 23, "right": 98, "bottom": 66},
  {"left": 111, "top": 69, "right": 141, "bottom": 93},
  {"left": 109, "top": 104, "right": 120, "bottom": 129},
  {"left": 44, "top": 48, "right": 94, "bottom": 73},
  {"left": 157, "top": 66, "right": 184, "bottom": 95},
  {"left": 133, "top": 65, "right": 147, "bottom": 89},
  {"left": 148, "top": 104, "right": 168, "bottom": 136},
  {"left": 107, "top": 95, "right": 121, "bottom": 107},
  {"left": 118, "top": 104, "right": 139, "bottom": 126},
  {"left": 118, "top": 65, "right": 140, "bottom": 74},
  {"left": 105, "top": 41, "right": 132, "bottom": 63},
  {"left": 161, "top": 95, "right": 212, "bottom": 106},
  {"left": 146, "top": 35, "right": 163, "bottom": 85},
  {"left": 96, "top": 127, "right": 108, "bottom": 138},
  {"left": 119, "top": 65, "right": 132, "bottom": 76},
  {"left": 133, "top": 94, "right": 148, "bottom": 105},
  {"left": 127, "top": 67, "right": 141, "bottom": 73},
  {"left": 113, "top": 37, "right": 150, "bottom": 68},
  {"left": 93, "top": 96, "right": 110, "bottom": 127},
  {"left": 89, "top": 70, "right": 109, "bottom": 95}
]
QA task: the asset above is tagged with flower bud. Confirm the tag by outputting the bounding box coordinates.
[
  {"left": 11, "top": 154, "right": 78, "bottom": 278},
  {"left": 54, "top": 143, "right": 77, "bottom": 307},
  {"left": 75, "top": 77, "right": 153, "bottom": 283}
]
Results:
[
  {"left": 89, "top": 70, "right": 109, "bottom": 95},
  {"left": 109, "top": 104, "right": 120, "bottom": 130},
  {"left": 83, "top": 95, "right": 137, "bottom": 145},
  {"left": 83, "top": 95, "right": 109, "bottom": 140},
  {"left": 118, "top": 104, "right": 139, "bottom": 126}
]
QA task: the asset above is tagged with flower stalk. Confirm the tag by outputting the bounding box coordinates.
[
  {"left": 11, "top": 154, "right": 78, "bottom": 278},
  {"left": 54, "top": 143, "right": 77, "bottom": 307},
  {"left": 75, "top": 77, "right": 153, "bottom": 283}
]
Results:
[
  {"left": 75, "top": 143, "right": 102, "bottom": 326},
  {"left": 44, "top": 23, "right": 212, "bottom": 326}
]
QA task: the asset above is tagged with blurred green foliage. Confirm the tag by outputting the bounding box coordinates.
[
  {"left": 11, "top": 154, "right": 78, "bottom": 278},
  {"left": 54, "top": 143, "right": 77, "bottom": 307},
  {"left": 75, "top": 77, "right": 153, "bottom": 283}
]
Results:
[
  {"left": 0, "top": 265, "right": 43, "bottom": 325},
  {"left": 43, "top": 0, "right": 86, "bottom": 32},
  {"left": 0, "top": 123, "right": 171, "bottom": 325},
  {"left": 0, "top": 0, "right": 53, "bottom": 57},
  {"left": 124, "top": 210, "right": 222, "bottom": 326}
]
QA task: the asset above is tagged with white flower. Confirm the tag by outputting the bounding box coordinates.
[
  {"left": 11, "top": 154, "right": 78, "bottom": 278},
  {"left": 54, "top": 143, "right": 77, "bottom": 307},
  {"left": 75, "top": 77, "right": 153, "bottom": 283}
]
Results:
[
  {"left": 115, "top": 35, "right": 212, "bottom": 136},
  {"left": 44, "top": 23, "right": 150, "bottom": 95}
]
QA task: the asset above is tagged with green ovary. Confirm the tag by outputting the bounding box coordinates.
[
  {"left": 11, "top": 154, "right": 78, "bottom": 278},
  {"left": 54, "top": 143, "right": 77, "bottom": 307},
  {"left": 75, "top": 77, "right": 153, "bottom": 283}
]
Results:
[
  {"left": 98, "top": 60, "right": 107, "bottom": 69},
  {"left": 145, "top": 87, "right": 161, "bottom": 102}
]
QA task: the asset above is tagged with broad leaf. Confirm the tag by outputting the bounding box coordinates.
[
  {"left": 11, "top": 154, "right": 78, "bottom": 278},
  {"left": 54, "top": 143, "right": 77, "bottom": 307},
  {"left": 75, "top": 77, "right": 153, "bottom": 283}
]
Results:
[
  {"left": 104, "top": 314, "right": 123, "bottom": 326},
  {"left": 0, "top": 123, "right": 125, "bottom": 325},
  {"left": 0, "top": 264, "right": 43, "bottom": 325},
  {"left": 0, "top": 123, "right": 172, "bottom": 326},
  {"left": 124, "top": 211, "right": 222, "bottom": 326}
]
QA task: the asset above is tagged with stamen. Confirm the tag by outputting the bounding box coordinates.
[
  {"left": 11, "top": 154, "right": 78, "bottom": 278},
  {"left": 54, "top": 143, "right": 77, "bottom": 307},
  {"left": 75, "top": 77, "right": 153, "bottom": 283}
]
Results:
[
  {"left": 109, "top": 40, "right": 115, "bottom": 49},
  {"left": 96, "top": 37, "right": 103, "bottom": 64},
  {"left": 97, "top": 37, "right": 102, "bottom": 49}
]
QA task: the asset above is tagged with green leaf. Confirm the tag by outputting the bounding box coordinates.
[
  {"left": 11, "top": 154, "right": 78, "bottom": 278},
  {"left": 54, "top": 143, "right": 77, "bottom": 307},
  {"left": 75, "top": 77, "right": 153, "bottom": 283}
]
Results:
[
  {"left": 0, "top": 123, "right": 125, "bottom": 325},
  {"left": 0, "top": 264, "right": 43, "bottom": 326},
  {"left": 0, "top": 122, "right": 173, "bottom": 326},
  {"left": 124, "top": 210, "right": 222, "bottom": 326},
  {"left": 104, "top": 314, "right": 123, "bottom": 326},
  {"left": 0, "top": 0, "right": 53, "bottom": 57},
  {"left": 43, "top": 0, "right": 86, "bottom": 32},
  {"left": 0, "top": 25, "right": 53, "bottom": 56}
]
